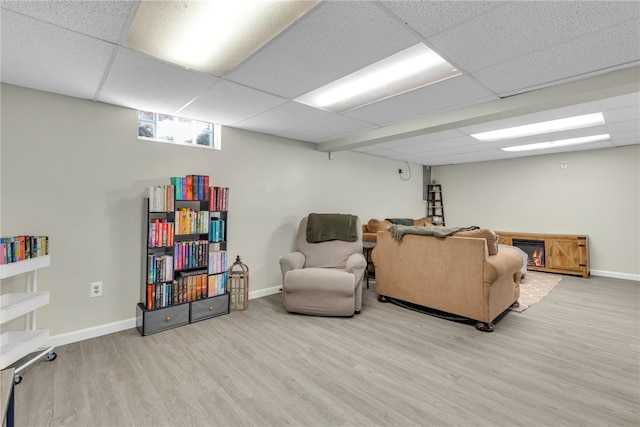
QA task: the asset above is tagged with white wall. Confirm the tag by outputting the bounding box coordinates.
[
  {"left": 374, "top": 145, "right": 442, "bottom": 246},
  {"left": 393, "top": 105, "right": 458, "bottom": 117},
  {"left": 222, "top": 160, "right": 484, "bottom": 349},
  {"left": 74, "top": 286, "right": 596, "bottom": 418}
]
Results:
[
  {"left": 0, "top": 84, "right": 426, "bottom": 336},
  {"left": 432, "top": 145, "right": 640, "bottom": 278}
]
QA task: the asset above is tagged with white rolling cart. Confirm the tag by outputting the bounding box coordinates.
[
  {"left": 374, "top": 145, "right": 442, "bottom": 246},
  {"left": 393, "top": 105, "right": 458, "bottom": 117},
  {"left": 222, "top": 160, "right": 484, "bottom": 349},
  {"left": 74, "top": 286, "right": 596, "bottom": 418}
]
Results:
[{"left": 0, "top": 255, "right": 56, "bottom": 384}]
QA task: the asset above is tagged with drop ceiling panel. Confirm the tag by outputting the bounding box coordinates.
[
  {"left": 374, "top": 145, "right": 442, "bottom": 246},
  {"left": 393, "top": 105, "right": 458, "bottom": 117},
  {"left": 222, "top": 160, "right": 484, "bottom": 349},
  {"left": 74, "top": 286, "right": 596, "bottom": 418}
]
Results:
[
  {"left": 98, "top": 48, "right": 218, "bottom": 115},
  {"left": 471, "top": 19, "right": 640, "bottom": 95},
  {"left": 278, "top": 115, "right": 375, "bottom": 143},
  {"left": 1, "top": 0, "right": 135, "bottom": 43},
  {"left": 604, "top": 105, "right": 640, "bottom": 124},
  {"left": 613, "top": 134, "right": 640, "bottom": 146},
  {"left": 428, "top": 1, "right": 640, "bottom": 74},
  {"left": 608, "top": 121, "right": 640, "bottom": 137},
  {"left": 344, "top": 75, "right": 498, "bottom": 126},
  {"left": 177, "top": 80, "right": 288, "bottom": 126},
  {"left": 381, "top": 1, "right": 504, "bottom": 38},
  {"left": 236, "top": 101, "right": 334, "bottom": 135},
  {"left": 225, "top": 1, "right": 420, "bottom": 99},
  {"left": 0, "top": 10, "right": 115, "bottom": 100}
]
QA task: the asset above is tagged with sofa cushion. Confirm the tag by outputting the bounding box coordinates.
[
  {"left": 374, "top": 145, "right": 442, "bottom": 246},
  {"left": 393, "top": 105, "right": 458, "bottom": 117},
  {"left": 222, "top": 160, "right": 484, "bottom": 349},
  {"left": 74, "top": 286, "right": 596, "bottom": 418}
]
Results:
[
  {"left": 413, "top": 217, "right": 432, "bottom": 227},
  {"left": 367, "top": 219, "right": 393, "bottom": 233},
  {"left": 455, "top": 228, "right": 499, "bottom": 255}
]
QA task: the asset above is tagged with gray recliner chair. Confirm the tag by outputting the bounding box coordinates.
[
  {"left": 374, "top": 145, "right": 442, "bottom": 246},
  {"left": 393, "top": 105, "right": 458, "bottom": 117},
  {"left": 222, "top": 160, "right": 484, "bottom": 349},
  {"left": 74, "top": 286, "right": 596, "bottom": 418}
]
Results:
[{"left": 279, "top": 214, "right": 366, "bottom": 316}]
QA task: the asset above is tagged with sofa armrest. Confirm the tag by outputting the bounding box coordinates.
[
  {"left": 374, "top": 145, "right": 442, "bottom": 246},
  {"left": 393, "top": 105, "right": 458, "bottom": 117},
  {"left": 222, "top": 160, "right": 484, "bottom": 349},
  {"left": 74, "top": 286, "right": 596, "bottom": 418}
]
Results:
[
  {"left": 279, "top": 252, "right": 306, "bottom": 277},
  {"left": 483, "top": 247, "right": 524, "bottom": 284}
]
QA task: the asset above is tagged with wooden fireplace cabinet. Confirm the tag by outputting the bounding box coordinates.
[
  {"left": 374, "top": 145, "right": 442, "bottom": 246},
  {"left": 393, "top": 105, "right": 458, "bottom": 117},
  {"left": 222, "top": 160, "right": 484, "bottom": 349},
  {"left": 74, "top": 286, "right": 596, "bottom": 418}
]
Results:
[{"left": 496, "top": 232, "right": 589, "bottom": 278}]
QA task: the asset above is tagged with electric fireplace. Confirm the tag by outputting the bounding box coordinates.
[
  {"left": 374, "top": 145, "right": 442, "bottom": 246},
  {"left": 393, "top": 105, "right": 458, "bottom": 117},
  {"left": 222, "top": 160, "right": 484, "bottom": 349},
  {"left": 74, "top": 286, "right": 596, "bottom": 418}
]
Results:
[{"left": 512, "top": 239, "right": 545, "bottom": 267}]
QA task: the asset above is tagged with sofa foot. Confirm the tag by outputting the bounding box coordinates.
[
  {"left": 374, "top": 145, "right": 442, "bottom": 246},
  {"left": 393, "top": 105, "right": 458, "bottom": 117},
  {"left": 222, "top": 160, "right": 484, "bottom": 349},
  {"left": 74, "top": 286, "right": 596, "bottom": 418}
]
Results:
[
  {"left": 510, "top": 300, "right": 520, "bottom": 309},
  {"left": 377, "top": 295, "right": 389, "bottom": 303},
  {"left": 354, "top": 310, "right": 361, "bottom": 315},
  {"left": 475, "top": 322, "right": 494, "bottom": 332}
]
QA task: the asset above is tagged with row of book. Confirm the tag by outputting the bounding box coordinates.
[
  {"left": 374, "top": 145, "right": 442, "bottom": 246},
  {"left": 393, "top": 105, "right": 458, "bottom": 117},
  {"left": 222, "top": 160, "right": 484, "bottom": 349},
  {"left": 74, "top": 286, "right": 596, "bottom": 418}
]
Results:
[
  {"left": 148, "top": 217, "right": 225, "bottom": 247},
  {"left": 147, "top": 185, "right": 175, "bottom": 212},
  {"left": 0, "top": 235, "right": 49, "bottom": 264},
  {"left": 209, "top": 250, "right": 228, "bottom": 275},
  {"left": 149, "top": 220, "right": 174, "bottom": 248},
  {"left": 176, "top": 208, "right": 209, "bottom": 235},
  {"left": 174, "top": 240, "right": 209, "bottom": 270},
  {"left": 209, "top": 219, "right": 225, "bottom": 243},
  {"left": 146, "top": 270, "right": 206, "bottom": 309},
  {"left": 176, "top": 208, "right": 209, "bottom": 234},
  {"left": 209, "top": 272, "right": 228, "bottom": 298},
  {"left": 147, "top": 254, "right": 173, "bottom": 284},
  {"left": 148, "top": 251, "right": 229, "bottom": 286},
  {"left": 146, "top": 181, "right": 228, "bottom": 213},
  {"left": 171, "top": 175, "right": 209, "bottom": 201},
  {"left": 145, "top": 271, "right": 227, "bottom": 310},
  {"left": 209, "top": 186, "right": 229, "bottom": 212}
]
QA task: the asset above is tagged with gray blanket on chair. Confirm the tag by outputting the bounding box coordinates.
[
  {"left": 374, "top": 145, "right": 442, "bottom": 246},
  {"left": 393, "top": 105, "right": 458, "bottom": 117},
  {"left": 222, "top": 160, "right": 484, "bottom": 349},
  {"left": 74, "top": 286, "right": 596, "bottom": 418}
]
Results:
[{"left": 389, "top": 224, "right": 479, "bottom": 241}]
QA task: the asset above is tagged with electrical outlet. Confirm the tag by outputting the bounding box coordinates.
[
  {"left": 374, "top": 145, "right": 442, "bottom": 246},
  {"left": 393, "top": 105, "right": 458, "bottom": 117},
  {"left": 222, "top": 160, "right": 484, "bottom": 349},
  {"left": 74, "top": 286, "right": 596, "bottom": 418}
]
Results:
[{"left": 91, "top": 281, "right": 103, "bottom": 298}]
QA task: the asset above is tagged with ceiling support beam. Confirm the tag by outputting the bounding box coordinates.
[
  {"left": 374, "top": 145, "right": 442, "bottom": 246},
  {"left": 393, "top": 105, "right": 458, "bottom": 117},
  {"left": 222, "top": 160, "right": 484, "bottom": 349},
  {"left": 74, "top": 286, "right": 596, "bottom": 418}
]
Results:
[{"left": 315, "top": 66, "right": 640, "bottom": 153}]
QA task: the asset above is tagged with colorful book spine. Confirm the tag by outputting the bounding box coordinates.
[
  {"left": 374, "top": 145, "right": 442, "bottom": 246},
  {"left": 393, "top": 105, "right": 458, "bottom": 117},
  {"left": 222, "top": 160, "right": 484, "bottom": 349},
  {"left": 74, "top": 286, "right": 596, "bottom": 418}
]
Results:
[
  {"left": 173, "top": 240, "right": 208, "bottom": 271},
  {"left": 0, "top": 235, "right": 49, "bottom": 264},
  {"left": 208, "top": 250, "right": 228, "bottom": 275},
  {"left": 208, "top": 272, "right": 227, "bottom": 297},
  {"left": 209, "top": 219, "right": 225, "bottom": 242}
]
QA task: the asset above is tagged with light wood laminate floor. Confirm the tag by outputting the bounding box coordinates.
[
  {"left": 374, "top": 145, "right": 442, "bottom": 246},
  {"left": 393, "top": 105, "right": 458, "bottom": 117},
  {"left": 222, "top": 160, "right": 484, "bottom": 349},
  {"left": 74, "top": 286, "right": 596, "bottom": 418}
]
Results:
[{"left": 11, "top": 274, "right": 640, "bottom": 426}]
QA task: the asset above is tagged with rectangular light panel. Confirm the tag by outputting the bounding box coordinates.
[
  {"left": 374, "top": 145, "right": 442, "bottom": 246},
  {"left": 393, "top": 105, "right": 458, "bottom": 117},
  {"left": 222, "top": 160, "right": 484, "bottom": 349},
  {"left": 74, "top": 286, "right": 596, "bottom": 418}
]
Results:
[
  {"left": 126, "top": 1, "right": 318, "bottom": 77},
  {"left": 472, "top": 112, "right": 606, "bottom": 142},
  {"left": 501, "top": 134, "right": 610, "bottom": 152},
  {"left": 295, "top": 43, "right": 461, "bottom": 113}
]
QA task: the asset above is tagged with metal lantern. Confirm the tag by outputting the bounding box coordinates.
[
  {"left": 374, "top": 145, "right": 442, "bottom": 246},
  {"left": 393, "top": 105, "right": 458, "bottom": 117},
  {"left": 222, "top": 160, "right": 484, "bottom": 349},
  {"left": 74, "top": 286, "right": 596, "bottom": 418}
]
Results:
[{"left": 227, "top": 255, "right": 249, "bottom": 311}]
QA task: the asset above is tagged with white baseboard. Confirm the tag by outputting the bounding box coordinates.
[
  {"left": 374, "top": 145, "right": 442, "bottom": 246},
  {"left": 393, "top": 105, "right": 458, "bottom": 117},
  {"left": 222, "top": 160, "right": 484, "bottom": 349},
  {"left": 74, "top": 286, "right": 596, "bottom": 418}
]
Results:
[
  {"left": 50, "top": 318, "right": 136, "bottom": 347},
  {"left": 50, "top": 286, "right": 284, "bottom": 347},
  {"left": 590, "top": 269, "right": 640, "bottom": 282},
  {"left": 249, "top": 285, "right": 282, "bottom": 299}
]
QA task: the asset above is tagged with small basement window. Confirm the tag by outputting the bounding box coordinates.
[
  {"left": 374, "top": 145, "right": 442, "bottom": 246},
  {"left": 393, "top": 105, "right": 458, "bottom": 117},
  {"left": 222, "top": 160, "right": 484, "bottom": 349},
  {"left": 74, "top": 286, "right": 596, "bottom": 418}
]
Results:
[{"left": 138, "top": 111, "right": 221, "bottom": 149}]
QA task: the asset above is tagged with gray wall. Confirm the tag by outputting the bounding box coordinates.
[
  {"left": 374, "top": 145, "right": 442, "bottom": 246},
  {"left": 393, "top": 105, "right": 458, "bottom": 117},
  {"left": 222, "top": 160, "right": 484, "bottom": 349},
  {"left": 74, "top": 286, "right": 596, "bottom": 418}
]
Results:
[
  {"left": 432, "top": 145, "right": 640, "bottom": 278},
  {"left": 1, "top": 84, "right": 426, "bottom": 335},
  {"left": 1, "top": 84, "right": 638, "bottom": 339}
]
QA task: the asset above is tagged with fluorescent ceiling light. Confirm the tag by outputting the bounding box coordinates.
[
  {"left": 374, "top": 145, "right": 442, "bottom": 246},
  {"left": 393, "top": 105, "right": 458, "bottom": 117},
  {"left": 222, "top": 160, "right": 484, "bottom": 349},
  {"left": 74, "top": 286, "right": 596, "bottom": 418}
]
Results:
[
  {"left": 501, "top": 134, "right": 610, "bottom": 152},
  {"left": 472, "top": 113, "right": 605, "bottom": 142},
  {"left": 295, "top": 43, "right": 461, "bottom": 113},
  {"left": 126, "top": 1, "right": 318, "bottom": 76}
]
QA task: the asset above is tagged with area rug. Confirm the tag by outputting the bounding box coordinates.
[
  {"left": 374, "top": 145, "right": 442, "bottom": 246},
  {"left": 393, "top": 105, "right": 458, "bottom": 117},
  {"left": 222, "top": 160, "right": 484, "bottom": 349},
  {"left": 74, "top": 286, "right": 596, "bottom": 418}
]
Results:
[{"left": 510, "top": 271, "right": 562, "bottom": 312}]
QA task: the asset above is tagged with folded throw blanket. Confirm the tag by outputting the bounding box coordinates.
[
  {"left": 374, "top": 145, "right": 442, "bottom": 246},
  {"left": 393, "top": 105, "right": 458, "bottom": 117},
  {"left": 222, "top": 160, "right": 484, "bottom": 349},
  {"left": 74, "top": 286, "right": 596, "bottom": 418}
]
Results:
[
  {"left": 389, "top": 224, "right": 479, "bottom": 241},
  {"left": 306, "top": 213, "right": 358, "bottom": 243}
]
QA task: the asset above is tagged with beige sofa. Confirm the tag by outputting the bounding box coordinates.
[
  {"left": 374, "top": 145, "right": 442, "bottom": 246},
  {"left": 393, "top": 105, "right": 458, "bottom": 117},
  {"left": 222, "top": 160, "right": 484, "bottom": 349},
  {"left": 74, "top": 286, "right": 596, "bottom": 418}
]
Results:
[
  {"left": 372, "top": 228, "right": 523, "bottom": 331},
  {"left": 362, "top": 217, "right": 431, "bottom": 243}
]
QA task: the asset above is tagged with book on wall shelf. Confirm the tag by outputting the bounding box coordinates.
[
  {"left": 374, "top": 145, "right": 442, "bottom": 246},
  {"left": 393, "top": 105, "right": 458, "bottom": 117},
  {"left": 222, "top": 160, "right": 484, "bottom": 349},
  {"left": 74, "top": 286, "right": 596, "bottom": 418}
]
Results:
[
  {"left": 137, "top": 175, "right": 231, "bottom": 336},
  {"left": 0, "top": 236, "right": 56, "bottom": 384}
]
